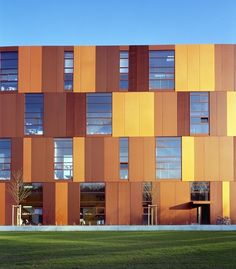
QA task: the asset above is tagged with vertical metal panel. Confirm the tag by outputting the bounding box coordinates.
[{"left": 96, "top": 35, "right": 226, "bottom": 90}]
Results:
[
  {"left": 129, "top": 137, "right": 144, "bottom": 181},
  {"left": 118, "top": 183, "right": 130, "bottom": 224},
  {"left": 162, "top": 92, "right": 177, "bottom": 135},
  {"left": 18, "top": 46, "right": 31, "bottom": 92},
  {"left": 73, "top": 93, "right": 86, "bottom": 136},
  {"left": 177, "top": 92, "right": 190, "bottom": 136},
  {"left": 23, "top": 138, "right": 32, "bottom": 182},
  {"left": 227, "top": 92, "right": 236, "bottom": 136},
  {"left": 204, "top": 137, "right": 219, "bottom": 181},
  {"left": 210, "top": 182, "right": 222, "bottom": 224},
  {"left": 0, "top": 184, "right": 5, "bottom": 225},
  {"left": 182, "top": 137, "right": 195, "bottom": 181},
  {"left": 175, "top": 45, "right": 188, "bottom": 91},
  {"left": 43, "top": 183, "right": 55, "bottom": 225},
  {"left": 55, "top": 182, "right": 68, "bottom": 225},
  {"left": 130, "top": 182, "right": 142, "bottom": 225},
  {"left": 143, "top": 137, "right": 155, "bottom": 181},
  {"left": 154, "top": 92, "right": 163, "bottom": 135},
  {"left": 188, "top": 45, "right": 200, "bottom": 91},
  {"left": 230, "top": 182, "right": 236, "bottom": 223},
  {"left": 96, "top": 46, "right": 107, "bottom": 92},
  {"left": 139, "top": 92, "right": 154, "bottom": 136},
  {"left": 125, "top": 93, "right": 139, "bottom": 136},
  {"left": 106, "top": 182, "right": 118, "bottom": 225},
  {"left": 11, "top": 138, "right": 23, "bottom": 173},
  {"left": 73, "top": 137, "right": 85, "bottom": 182},
  {"left": 68, "top": 183, "right": 80, "bottom": 224},
  {"left": 112, "top": 93, "right": 125, "bottom": 137},
  {"left": 194, "top": 137, "right": 205, "bottom": 181},
  {"left": 222, "top": 181, "right": 230, "bottom": 217},
  {"left": 219, "top": 137, "right": 234, "bottom": 181},
  {"left": 104, "top": 137, "right": 119, "bottom": 181}
]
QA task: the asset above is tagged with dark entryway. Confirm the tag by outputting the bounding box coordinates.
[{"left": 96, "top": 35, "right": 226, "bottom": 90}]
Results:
[{"left": 197, "top": 204, "right": 210, "bottom": 224}]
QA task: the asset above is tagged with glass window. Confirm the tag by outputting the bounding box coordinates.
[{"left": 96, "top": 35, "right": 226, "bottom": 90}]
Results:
[
  {"left": 54, "top": 138, "right": 73, "bottom": 180},
  {"left": 0, "top": 139, "right": 11, "bottom": 180},
  {"left": 149, "top": 50, "right": 174, "bottom": 90},
  {"left": 0, "top": 51, "right": 18, "bottom": 91},
  {"left": 25, "top": 94, "right": 44, "bottom": 135},
  {"left": 190, "top": 182, "right": 210, "bottom": 201},
  {"left": 156, "top": 137, "right": 181, "bottom": 179},
  {"left": 80, "top": 183, "right": 105, "bottom": 225},
  {"left": 120, "top": 51, "right": 129, "bottom": 90},
  {"left": 86, "top": 93, "right": 112, "bottom": 135},
  {"left": 190, "top": 92, "right": 209, "bottom": 135},
  {"left": 64, "top": 51, "right": 74, "bottom": 90},
  {"left": 120, "top": 138, "right": 128, "bottom": 180}
]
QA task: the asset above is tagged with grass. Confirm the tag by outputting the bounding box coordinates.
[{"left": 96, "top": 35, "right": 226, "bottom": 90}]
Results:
[{"left": 0, "top": 231, "right": 236, "bottom": 269}]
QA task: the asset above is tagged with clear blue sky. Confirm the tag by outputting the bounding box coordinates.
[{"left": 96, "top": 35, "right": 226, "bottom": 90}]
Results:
[{"left": 0, "top": 0, "right": 235, "bottom": 46}]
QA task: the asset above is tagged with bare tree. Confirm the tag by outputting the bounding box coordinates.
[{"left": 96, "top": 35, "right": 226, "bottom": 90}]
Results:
[{"left": 143, "top": 182, "right": 158, "bottom": 225}]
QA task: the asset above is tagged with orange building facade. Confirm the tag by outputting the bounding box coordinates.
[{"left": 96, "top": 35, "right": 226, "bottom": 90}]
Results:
[{"left": 0, "top": 44, "right": 235, "bottom": 225}]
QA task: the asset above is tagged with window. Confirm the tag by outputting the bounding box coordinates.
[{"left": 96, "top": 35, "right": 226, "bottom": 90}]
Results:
[
  {"left": 149, "top": 50, "right": 175, "bottom": 90},
  {"left": 0, "top": 139, "right": 11, "bottom": 180},
  {"left": 80, "top": 183, "right": 105, "bottom": 225},
  {"left": 119, "top": 138, "right": 128, "bottom": 179},
  {"left": 25, "top": 94, "right": 44, "bottom": 135},
  {"left": 64, "top": 51, "right": 74, "bottom": 90},
  {"left": 190, "top": 92, "right": 209, "bottom": 135},
  {"left": 86, "top": 93, "right": 112, "bottom": 135},
  {"left": 120, "top": 51, "right": 129, "bottom": 90},
  {"left": 54, "top": 138, "right": 73, "bottom": 180},
  {"left": 190, "top": 182, "right": 210, "bottom": 201},
  {"left": 142, "top": 182, "right": 152, "bottom": 224},
  {"left": 0, "top": 51, "right": 18, "bottom": 91},
  {"left": 156, "top": 137, "right": 181, "bottom": 179}
]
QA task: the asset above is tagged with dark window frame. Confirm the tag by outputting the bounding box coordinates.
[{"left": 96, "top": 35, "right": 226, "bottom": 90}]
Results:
[
  {"left": 119, "top": 51, "right": 129, "bottom": 91},
  {"left": 64, "top": 51, "right": 74, "bottom": 91},
  {"left": 0, "top": 138, "right": 11, "bottom": 181}
]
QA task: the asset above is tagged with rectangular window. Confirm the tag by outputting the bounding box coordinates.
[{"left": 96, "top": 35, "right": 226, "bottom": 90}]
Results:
[
  {"left": 190, "top": 182, "right": 210, "bottom": 201},
  {"left": 119, "top": 51, "right": 129, "bottom": 90},
  {"left": 25, "top": 94, "right": 44, "bottom": 135},
  {"left": 0, "top": 51, "right": 18, "bottom": 91},
  {"left": 86, "top": 93, "right": 112, "bottom": 135},
  {"left": 0, "top": 139, "right": 11, "bottom": 180},
  {"left": 119, "top": 138, "right": 128, "bottom": 179},
  {"left": 190, "top": 92, "right": 209, "bottom": 135},
  {"left": 149, "top": 50, "right": 175, "bottom": 90},
  {"left": 80, "top": 183, "right": 105, "bottom": 225},
  {"left": 64, "top": 51, "right": 74, "bottom": 90},
  {"left": 54, "top": 138, "right": 73, "bottom": 180},
  {"left": 156, "top": 137, "right": 181, "bottom": 179},
  {"left": 142, "top": 182, "right": 152, "bottom": 224}
]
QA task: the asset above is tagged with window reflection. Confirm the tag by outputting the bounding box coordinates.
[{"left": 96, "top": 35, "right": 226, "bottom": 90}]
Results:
[
  {"left": 64, "top": 51, "right": 73, "bottom": 90},
  {"left": 190, "top": 182, "right": 210, "bottom": 201},
  {"left": 0, "top": 139, "right": 11, "bottom": 180},
  {"left": 120, "top": 51, "right": 129, "bottom": 90},
  {"left": 120, "top": 138, "right": 128, "bottom": 179}
]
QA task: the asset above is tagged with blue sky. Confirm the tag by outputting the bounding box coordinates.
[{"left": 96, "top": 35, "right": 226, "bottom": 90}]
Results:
[{"left": 0, "top": 0, "right": 235, "bottom": 46}]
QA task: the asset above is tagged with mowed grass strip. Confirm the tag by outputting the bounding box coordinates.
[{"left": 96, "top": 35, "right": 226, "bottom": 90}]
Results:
[{"left": 0, "top": 231, "right": 236, "bottom": 269}]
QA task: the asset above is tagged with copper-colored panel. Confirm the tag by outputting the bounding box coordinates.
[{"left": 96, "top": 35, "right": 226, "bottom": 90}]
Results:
[
  {"left": 73, "top": 137, "right": 85, "bottom": 182},
  {"left": 130, "top": 182, "right": 142, "bottom": 224},
  {"left": 55, "top": 182, "right": 68, "bottom": 225},
  {"left": 11, "top": 138, "right": 23, "bottom": 173},
  {"left": 205, "top": 137, "right": 219, "bottom": 181},
  {"left": 0, "top": 184, "right": 5, "bottom": 225},
  {"left": 143, "top": 137, "right": 155, "bottom": 181},
  {"left": 23, "top": 138, "right": 32, "bottom": 182},
  {"left": 152, "top": 182, "right": 160, "bottom": 223},
  {"left": 30, "top": 46, "right": 42, "bottom": 92},
  {"left": 154, "top": 92, "right": 163, "bottom": 135},
  {"left": 43, "top": 183, "right": 55, "bottom": 225},
  {"left": 68, "top": 183, "right": 80, "bottom": 225},
  {"left": 234, "top": 137, "right": 236, "bottom": 181},
  {"left": 72, "top": 93, "right": 86, "bottom": 136},
  {"left": 85, "top": 137, "right": 104, "bottom": 182},
  {"left": 5, "top": 182, "right": 14, "bottom": 225},
  {"left": 129, "top": 138, "right": 144, "bottom": 181},
  {"left": 65, "top": 93, "right": 75, "bottom": 136},
  {"left": 129, "top": 46, "right": 149, "bottom": 91},
  {"left": 118, "top": 183, "right": 130, "bottom": 224},
  {"left": 96, "top": 46, "right": 107, "bottom": 92},
  {"left": 104, "top": 137, "right": 119, "bottom": 181},
  {"left": 230, "top": 182, "right": 236, "bottom": 223},
  {"left": 18, "top": 46, "right": 30, "bottom": 92},
  {"left": 219, "top": 137, "right": 234, "bottom": 181},
  {"left": 31, "top": 138, "right": 54, "bottom": 182},
  {"left": 44, "top": 93, "right": 67, "bottom": 137},
  {"left": 210, "top": 92, "right": 227, "bottom": 136},
  {"left": 210, "top": 182, "right": 222, "bottom": 224},
  {"left": 194, "top": 137, "right": 205, "bottom": 181},
  {"left": 106, "top": 182, "right": 118, "bottom": 225},
  {"left": 215, "top": 45, "right": 234, "bottom": 91},
  {"left": 162, "top": 92, "right": 177, "bottom": 136},
  {"left": 177, "top": 92, "right": 190, "bottom": 136}
]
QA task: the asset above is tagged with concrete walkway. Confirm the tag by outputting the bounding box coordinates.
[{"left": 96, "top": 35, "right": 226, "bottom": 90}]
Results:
[{"left": 0, "top": 225, "right": 236, "bottom": 232}]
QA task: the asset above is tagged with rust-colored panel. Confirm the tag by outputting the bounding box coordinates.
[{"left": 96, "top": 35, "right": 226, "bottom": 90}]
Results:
[
  {"left": 5, "top": 182, "right": 14, "bottom": 225},
  {"left": 11, "top": 138, "right": 23, "bottom": 173},
  {"left": 118, "top": 183, "right": 130, "bottom": 224},
  {"left": 43, "top": 183, "right": 55, "bottom": 225},
  {"left": 73, "top": 93, "right": 86, "bottom": 136},
  {"left": 23, "top": 138, "right": 32, "bottom": 182},
  {"left": 44, "top": 93, "right": 67, "bottom": 137},
  {"left": 85, "top": 137, "right": 104, "bottom": 182},
  {"left": 152, "top": 182, "right": 160, "bottom": 224},
  {"left": 210, "top": 182, "right": 222, "bottom": 224},
  {"left": 219, "top": 137, "right": 234, "bottom": 181},
  {"left": 230, "top": 182, "right": 236, "bottom": 223},
  {"left": 130, "top": 182, "right": 142, "bottom": 224},
  {"left": 0, "top": 184, "right": 5, "bottom": 225},
  {"left": 215, "top": 45, "right": 234, "bottom": 91},
  {"left": 163, "top": 92, "right": 177, "bottom": 135},
  {"left": 18, "top": 46, "right": 30, "bottom": 92},
  {"left": 129, "top": 138, "right": 144, "bottom": 181},
  {"left": 68, "top": 183, "right": 80, "bottom": 225},
  {"left": 143, "top": 137, "right": 155, "bottom": 181},
  {"left": 31, "top": 138, "right": 54, "bottom": 182},
  {"left": 104, "top": 137, "right": 119, "bottom": 181},
  {"left": 177, "top": 92, "right": 190, "bottom": 136},
  {"left": 65, "top": 93, "right": 75, "bottom": 137},
  {"left": 129, "top": 46, "right": 149, "bottom": 91},
  {"left": 55, "top": 182, "right": 68, "bottom": 225},
  {"left": 106, "top": 182, "right": 118, "bottom": 225},
  {"left": 210, "top": 92, "right": 227, "bottom": 136}
]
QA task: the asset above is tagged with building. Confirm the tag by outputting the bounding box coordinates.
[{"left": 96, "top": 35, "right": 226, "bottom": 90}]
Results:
[{"left": 0, "top": 44, "right": 235, "bottom": 225}]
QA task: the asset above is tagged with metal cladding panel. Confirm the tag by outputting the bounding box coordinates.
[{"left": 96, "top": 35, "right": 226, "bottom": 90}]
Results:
[
  {"left": 204, "top": 137, "right": 219, "bottom": 181},
  {"left": 227, "top": 92, "right": 236, "bottom": 136},
  {"left": 230, "top": 182, "right": 236, "bottom": 223},
  {"left": 55, "top": 182, "right": 68, "bottom": 225},
  {"left": 23, "top": 138, "right": 32, "bottom": 182},
  {"left": 11, "top": 138, "right": 23, "bottom": 173},
  {"left": 73, "top": 137, "right": 85, "bottom": 182},
  {"left": 105, "top": 182, "right": 118, "bottom": 225},
  {"left": 177, "top": 92, "right": 190, "bottom": 136},
  {"left": 222, "top": 181, "right": 230, "bottom": 217},
  {"left": 43, "top": 183, "right": 55, "bottom": 225},
  {"left": 215, "top": 45, "right": 235, "bottom": 91},
  {"left": 118, "top": 183, "right": 130, "bottom": 225},
  {"left": 112, "top": 93, "right": 125, "bottom": 136},
  {"left": 210, "top": 182, "right": 222, "bottom": 224},
  {"left": 129, "top": 137, "right": 144, "bottom": 181},
  {"left": 188, "top": 45, "right": 200, "bottom": 91},
  {"left": 175, "top": 45, "right": 188, "bottom": 91},
  {"left": 130, "top": 182, "right": 142, "bottom": 225},
  {"left": 68, "top": 183, "right": 80, "bottom": 225},
  {"left": 0, "top": 184, "right": 5, "bottom": 225},
  {"left": 182, "top": 137, "right": 194, "bottom": 181},
  {"left": 219, "top": 137, "right": 234, "bottom": 181}
]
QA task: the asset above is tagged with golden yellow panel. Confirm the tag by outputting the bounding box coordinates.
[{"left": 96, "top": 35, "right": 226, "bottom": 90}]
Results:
[
  {"left": 227, "top": 92, "right": 236, "bottom": 136},
  {"left": 182, "top": 137, "right": 194, "bottom": 181},
  {"left": 125, "top": 93, "right": 139, "bottom": 136},
  {"left": 74, "top": 46, "right": 96, "bottom": 92},
  {"left": 139, "top": 92, "right": 154, "bottom": 136},
  {"left": 23, "top": 138, "right": 31, "bottom": 182},
  {"left": 112, "top": 93, "right": 125, "bottom": 137},
  {"left": 222, "top": 181, "right": 230, "bottom": 217},
  {"left": 73, "top": 137, "right": 85, "bottom": 182},
  {"left": 187, "top": 45, "right": 200, "bottom": 91},
  {"left": 199, "top": 44, "right": 215, "bottom": 91},
  {"left": 175, "top": 45, "right": 188, "bottom": 91}
]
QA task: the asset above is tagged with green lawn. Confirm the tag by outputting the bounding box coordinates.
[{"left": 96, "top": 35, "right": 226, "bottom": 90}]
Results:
[{"left": 0, "top": 231, "right": 236, "bottom": 269}]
